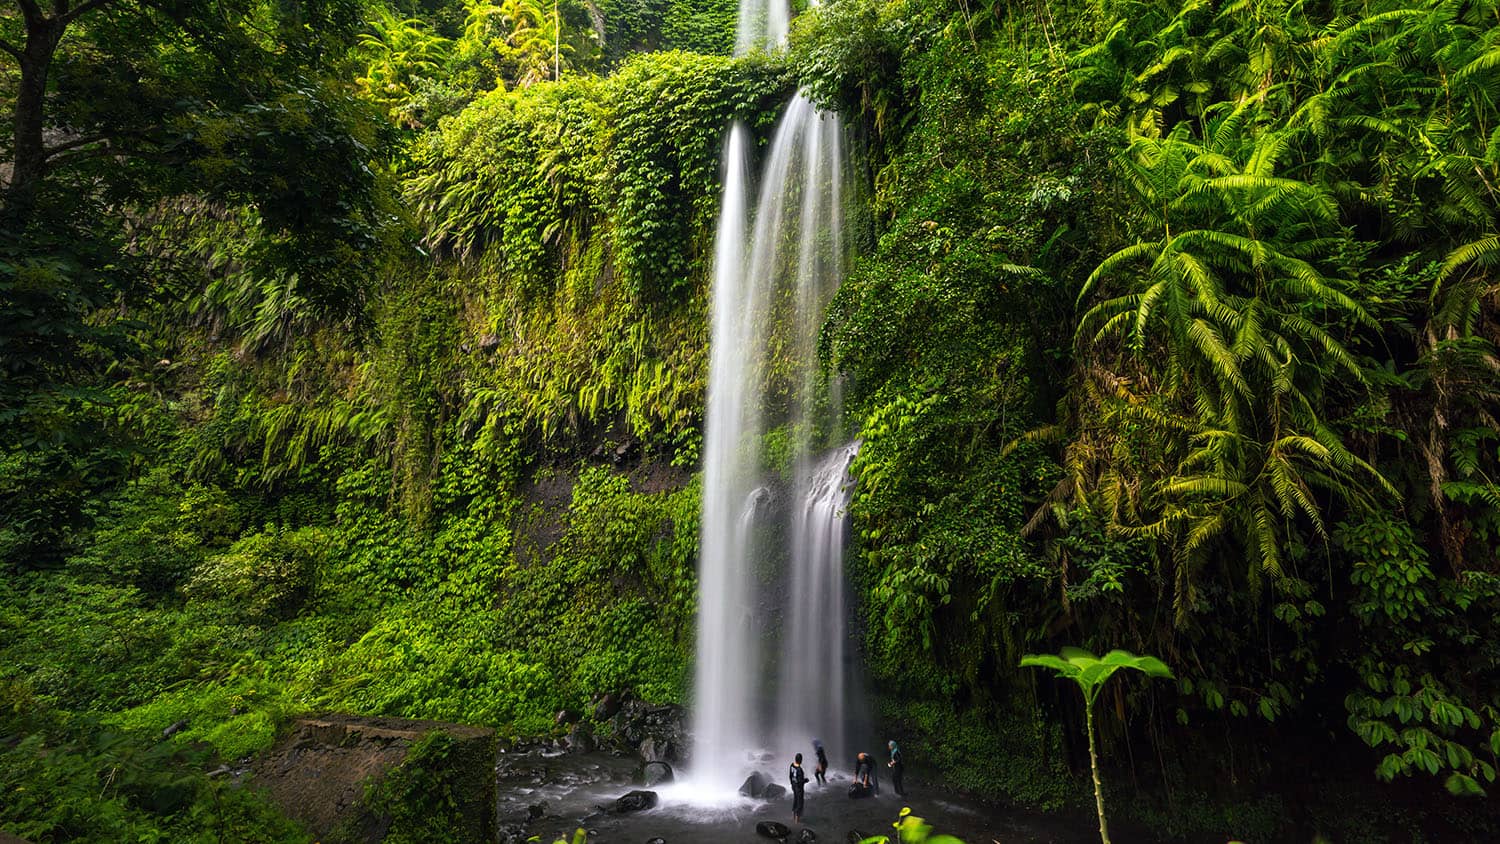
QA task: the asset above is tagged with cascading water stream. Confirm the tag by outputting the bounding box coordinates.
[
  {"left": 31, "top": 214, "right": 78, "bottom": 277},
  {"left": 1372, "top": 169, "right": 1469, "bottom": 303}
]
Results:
[
  {"left": 690, "top": 0, "right": 857, "bottom": 798},
  {"left": 775, "top": 442, "right": 860, "bottom": 760}
]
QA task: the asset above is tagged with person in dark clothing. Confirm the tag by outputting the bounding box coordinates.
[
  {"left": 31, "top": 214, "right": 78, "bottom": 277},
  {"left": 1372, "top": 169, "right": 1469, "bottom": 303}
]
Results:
[
  {"left": 887, "top": 740, "right": 906, "bottom": 796},
  {"left": 813, "top": 739, "right": 828, "bottom": 784},
  {"left": 789, "top": 752, "right": 809, "bottom": 823},
  {"left": 854, "top": 752, "right": 872, "bottom": 787}
]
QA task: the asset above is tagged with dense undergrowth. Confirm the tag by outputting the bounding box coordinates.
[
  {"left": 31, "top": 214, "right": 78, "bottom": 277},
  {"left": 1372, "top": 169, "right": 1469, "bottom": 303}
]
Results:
[{"left": 4, "top": 0, "right": 1500, "bottom": 841}]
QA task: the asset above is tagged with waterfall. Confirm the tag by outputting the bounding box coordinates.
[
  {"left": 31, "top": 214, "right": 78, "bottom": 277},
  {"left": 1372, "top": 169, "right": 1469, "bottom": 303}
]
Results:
[
  {"left": 692, "top": 122, "right": 761, "bottom": 792},
  {"left": 691, "top": 0, "right": 857, "bottom": 797},
  {"left": 776, "top": 442, "right": 860, "bottom": 762}
]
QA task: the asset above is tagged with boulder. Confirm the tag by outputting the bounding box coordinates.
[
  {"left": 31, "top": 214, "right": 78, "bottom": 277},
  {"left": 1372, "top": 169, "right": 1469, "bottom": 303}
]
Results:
[
  {"left": 162, "top": 719, "right": 189, "bottom": 739},
  {"left": 639, "top": 736, "right": 673, "bottom": 762},
  {"left": 553, "top": 709, "right": 580, "bottom": 726},
  {"left": 251, "top": 715, "right": 495, "bottom": 843},
  {"left": 566, "top": 724, "right": 595, "bottom": 753},
  {"left": 761, "top": 783, "right": 786, "bottom": 800},
  {"left": 796, "top": 830, "right": 818, "bottom": 844},
  {"left": 756, "top": 820, "right": 791, "bottom": 840},
  {"left": 739, "top": 771, "right": 772, "bottom": 798},
  {"left": 612, "top": 700, "right": 687, "bottom": 757},
  {"left": 594, "top": 693, "right": 622, "bottom": 721},
  {"left": 643, "top": 761, "right": 674, "bottom": 787},
  {"left": 613, "top": 789, "right": 658, "bottom": 813}
]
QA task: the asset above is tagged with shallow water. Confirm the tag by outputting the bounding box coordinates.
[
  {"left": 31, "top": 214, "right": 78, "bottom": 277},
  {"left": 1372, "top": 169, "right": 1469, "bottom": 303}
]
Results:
[{"left": 497, "top": 749, "right": 1105, "bottom": 844}]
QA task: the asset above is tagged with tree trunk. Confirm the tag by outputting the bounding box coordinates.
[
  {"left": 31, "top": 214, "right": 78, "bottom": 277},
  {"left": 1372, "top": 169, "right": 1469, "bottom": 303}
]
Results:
[
  {"left": 1086, "top": 702, "right": 1111, "bottom": 844},
  {"left": 4, "top": 14, "right": 64, "bottom": 225}
]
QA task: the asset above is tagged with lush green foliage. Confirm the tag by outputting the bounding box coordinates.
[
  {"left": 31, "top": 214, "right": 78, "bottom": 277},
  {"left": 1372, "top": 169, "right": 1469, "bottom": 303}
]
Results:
[{"left": 6, "top": 0, "right": 1500, "bottom": 840}]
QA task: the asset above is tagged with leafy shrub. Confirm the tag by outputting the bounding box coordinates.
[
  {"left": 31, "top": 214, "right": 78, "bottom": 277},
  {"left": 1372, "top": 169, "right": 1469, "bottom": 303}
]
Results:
[{"left": 184, "top": 527, "right": 329, "bottom": 621}]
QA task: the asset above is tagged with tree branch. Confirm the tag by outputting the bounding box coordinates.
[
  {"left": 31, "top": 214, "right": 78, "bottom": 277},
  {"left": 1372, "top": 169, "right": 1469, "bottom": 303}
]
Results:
[
  {"left": 17, "top": 0, "right": 45, "bottom": 25},
  {"left": 43, "top": 133, "right": 112, "bottom": 157},
  {"left": 60, "top": 0, "right": 116, "bottom": 24},
  {"left": 0, "top": 37, "right": 22, "bottom": 59}
]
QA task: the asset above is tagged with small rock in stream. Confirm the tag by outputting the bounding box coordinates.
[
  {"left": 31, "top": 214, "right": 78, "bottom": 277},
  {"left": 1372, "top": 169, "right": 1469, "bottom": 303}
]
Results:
[
  {"left": 761, "top": 783, "right": 786, "bottom": 800},
  {"left": 612, "top": 789, "right": 658, "bottom": 813},
  {"left": 756, "top": 820, "right": 791, "bottom": 840},
  {"left": 739, "top": 771, "right": 772, "bottom": 798},
  {"left": 796, "top": 829, "right": 818, "bottom": 843}
]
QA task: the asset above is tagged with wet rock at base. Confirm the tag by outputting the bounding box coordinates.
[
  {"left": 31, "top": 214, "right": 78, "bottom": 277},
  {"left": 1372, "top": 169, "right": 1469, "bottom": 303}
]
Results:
[
  {"left": 594, "top": 692, "right": 622, "bottom": 720},
  {"left": 761, "top": 783, "right": 787, "bottom": 800},
  {"left": 566, "top": 724, "right": 596, "bottom": 753},
  {"left": 796, "top": 830, "right": 818, "bottom": 843},
  {"left": 739, "top": 771, "right": 772, "bottom": 798},
  {"left": 756, "top": 820, "right": 791, "bottom": 839},
  {"left": 643, "top": 760, "right": 674, "bottom": 787},
  {"left": 639, "top": 736, "right": 674, "bottom": 763},
  {"left": 613, "top": 789, "right": 659, "bottom": 813},
  {"left": 847, "top": 783, "right": 872, "bottom": 799},
  {"left": 612, "top": 701, "right": 687, "bottom": 762}
]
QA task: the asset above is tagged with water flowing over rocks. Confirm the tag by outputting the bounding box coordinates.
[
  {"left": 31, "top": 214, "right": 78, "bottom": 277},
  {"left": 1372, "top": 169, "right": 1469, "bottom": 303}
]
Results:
[
  {"left": 739, "top": 771, "right": 773, "bottom": 797},
  {"left": 610, "top": 789, "right": 659, "bottom": 813}
]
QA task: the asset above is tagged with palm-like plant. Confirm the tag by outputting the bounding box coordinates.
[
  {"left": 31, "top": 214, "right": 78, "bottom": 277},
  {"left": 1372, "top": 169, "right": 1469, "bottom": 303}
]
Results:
[
  {"left": 1073, "top": 117, "right": 1392, "bottom": 599},
  {"left": 355, "top": 10, "right": 452, "bottom": 124},
  {"left": 1021, "top": 648, "right": 1173, "bottom": 844}
]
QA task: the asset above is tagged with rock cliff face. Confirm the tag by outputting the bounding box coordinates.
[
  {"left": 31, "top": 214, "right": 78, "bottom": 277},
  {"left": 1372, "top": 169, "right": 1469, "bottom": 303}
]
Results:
[{"left": 251, "top": 715, "right": 495, "bottom": 843}]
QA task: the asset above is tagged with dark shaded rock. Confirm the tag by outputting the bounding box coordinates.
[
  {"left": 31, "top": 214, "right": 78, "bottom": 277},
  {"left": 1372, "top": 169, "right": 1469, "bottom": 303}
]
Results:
[
  {"left": 639, "top": 736, "right": 673, "bottom": 762},
  {"left": 643, "top": 760, "right": 674, "bottom": 787},
  {"left": 527, "top": 802, "right": 545, "bottom": 820},
  {"left": 796, "top": 830, "right": 818, "bottom": 844},
  {"left": 756, "top": 820, "right": 791, "bottom": 840},
  {"left": 613, "top": 789, "right": 658, "bottom": 813},
  {"left": 554, "top": 709, "right": 580, "bottom": 726},
  {"left": 739, "top": 771, "right": 771, "bottom": 798},
  {"left": 612, "top": 700, "right": 687, "bottom": 761},
  {"left": 594, "top": 693, "right": 622, "bottom": 720},
  {"left": 162, "top": 720, "right": 188, "bottom": 739},
  {"left": 566, "top": 724, "right": 595, "bottom": 753},
  {"left": 499, "top": 822, "right": 528, "bottom": 844},
  {"left": 761, "top": 783, "right": 786, "bottom": 800},
  {"left": 847, "top": 783, "right": 872, "bottom": 799}
]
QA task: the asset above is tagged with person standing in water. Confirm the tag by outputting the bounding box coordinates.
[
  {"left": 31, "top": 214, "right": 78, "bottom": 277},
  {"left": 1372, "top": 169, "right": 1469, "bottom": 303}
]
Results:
[
  {"left": 813, "top": 739, "right": 828, "bottom": 784},
  {"left": 854, "top": 751, "right": 872, "bottom": 788},
  {"left": 887, "top": 740, "right": 906, "bottom": 796},
  {"left": 789, "top": 752, "right": 809, "bottom": 823}
]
